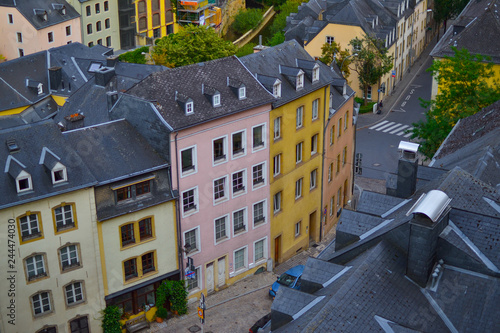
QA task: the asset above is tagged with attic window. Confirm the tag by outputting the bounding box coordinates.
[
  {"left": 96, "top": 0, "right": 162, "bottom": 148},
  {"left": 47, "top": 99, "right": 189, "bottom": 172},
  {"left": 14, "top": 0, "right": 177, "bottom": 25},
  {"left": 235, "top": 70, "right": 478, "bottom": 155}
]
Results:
[
  {"left": 296, "top": 73, "right": 304, "bottom": 90},
  {"left": 53, "top": 4, "right": 66, "bottom": 15},
  {"left": 6, "top": 139, "right": 19, "bottom": 153},
  {"left": 273, "top": 82, "right": 281, "bottom": 98},
  {"left": 312, "top": 66, "right": 319, "bottom": 83},
  {"left": 186, "top": 101, "right": 193, "bottom": 114},
  {"left": 213, "top": 93, "right": 221, "bottom": 106},
  {"left": 35, "top": 9, "right": 48, "bottom": 21},
  {"left": 88, "top": 62, "right": 103, "bottom": 73},
  {"left": 17, "top": 170, "right": 33, "bottom": 193},
  {"left": 52, "top": 162, "right": 67, "bottom": 184},
  {"left": 238, "top": 87, "right": 246, "bottom": 100}
]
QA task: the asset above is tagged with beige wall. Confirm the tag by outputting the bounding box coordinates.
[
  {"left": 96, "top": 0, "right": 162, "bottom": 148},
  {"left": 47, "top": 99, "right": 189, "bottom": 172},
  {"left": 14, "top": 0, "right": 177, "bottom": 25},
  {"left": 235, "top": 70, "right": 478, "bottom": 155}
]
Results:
[
  {"left": 98, "top": 201, "right": 178, "bottom": 296},
  {"left": 0, "top": 9, "right": 81, "bottom": 60},
  {"left": 0, "top": 188, "right": 104, "bottom": 333},
  {"left": 66, "top": 0, "right": 121, "bottom": 49}
]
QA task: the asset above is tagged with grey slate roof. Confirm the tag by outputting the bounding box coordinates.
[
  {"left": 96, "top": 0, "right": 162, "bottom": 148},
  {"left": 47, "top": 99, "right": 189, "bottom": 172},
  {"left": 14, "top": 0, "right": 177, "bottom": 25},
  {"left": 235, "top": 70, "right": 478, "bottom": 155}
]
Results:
[
  {"left": 126, "top": 56, "right": 275, "bottom": 130},
  {"left": 240, "top": 40, "right": 338, "bottom": 108},
  {"left": 337, "top": 208, "right": 387, "bottom": 236},
  {"left": 62, "top": 119, "right": 168, "bottom": 184},
  {"left": 0, "top": 0, "right": 80, "bottom": 30},
  {"left": 284, "top": 0, "right": 399, "bottom": 49},
  {"left": 430, "top": 0, "right": 500, "bottom": 64},
  {"left": 356, "top": 190, "right": 406, "bottom": 216},
  {"left": 0, "top": 120, "right": 96, "bottom": 209}
]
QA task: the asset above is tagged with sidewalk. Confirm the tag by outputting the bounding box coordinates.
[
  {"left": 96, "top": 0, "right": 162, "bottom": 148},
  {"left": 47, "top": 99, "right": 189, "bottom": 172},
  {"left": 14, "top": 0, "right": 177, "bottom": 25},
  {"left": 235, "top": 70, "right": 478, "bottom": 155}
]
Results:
[
  {"left": 148, "top": 227, "right": 337, "bottom": 332},
  {"left": 356, "top": 33, "right": 439, "bottom": 130}
]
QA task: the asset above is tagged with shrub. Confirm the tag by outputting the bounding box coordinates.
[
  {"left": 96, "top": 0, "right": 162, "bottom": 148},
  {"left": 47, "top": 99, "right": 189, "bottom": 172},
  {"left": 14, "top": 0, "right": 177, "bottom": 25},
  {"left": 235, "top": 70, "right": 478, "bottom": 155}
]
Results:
[
  {"left": 101, "top": 305, "right": 122, "bottom": 333},
  {"left": 118, "top": 46, "right": 149, "bottom": 64},
  {"left": 236, "top": 43, "right": 257, "bottom": 57},
  {"left": 266, "top": 0, "right": 301, "bottom": 44},
  {"left": 359, "top": 102, "right": 377, "bottom": 114},
  {"left": 232, "top": 8, "right": 263, "bottom": 35}
]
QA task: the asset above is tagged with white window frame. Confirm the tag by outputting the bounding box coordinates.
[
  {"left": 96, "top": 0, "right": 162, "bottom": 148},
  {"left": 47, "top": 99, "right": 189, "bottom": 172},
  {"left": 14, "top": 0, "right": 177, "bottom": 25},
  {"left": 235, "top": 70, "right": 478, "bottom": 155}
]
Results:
[
  {"left": 26, "top": 254, "right": 46, "bottom": 280},
  {"left": 311, "top": 134, "right": 318, "bottom": 155},
  {"left": 186, "top": 101, "right": 194, "bottom": 114},
  {"left": 16, "top": 170, "right": 32, "bottom": 193},
  {"left": 8, "top": 13, "right": 14, "bottom": 24},
  {"left": 213, "top": 176, "right": 228, "bottom": 205},
  {"left": 310, "top": 169, "right": 317, "bottom": 190},
  {"left": 231, "top": 169, "right": 247, "bottom": 198},
  {"left": 273, "top": 154, "right": 281, "bottom": 176},
  {"left": 326, "top": 36, "right": 334, "bottom": 44},
  {"left": 344, "top": 112, "right": 349, "bottom": 130},
  {"left": 17, "top": 32, "right": 22, "bottom": 43},
  {"left": 232, "top": 207, "right": 247, "bottom": 236},
  {"left": 296, "top": 106, "right": 304, "bottom": 128},
  {"left": 253, "top": 237, "right": 267, "bottom": 265},
  {"left": 328, "top": 163, "right": 333, "bottom": 182},
  {"left": 295, "top": 221, "right": 301, "bottom": 237},
  {"left": 330, "top": 197, "right": 334, "bottom": 216},
  {"left": 180, "top": 145, "right": 197, "bottom": 177},
  {"left": 239, "top": 87, "right": 246, "bottom": 99},
  {"left": 273, "top": 81, "right": 281, "bottom": 98},
  {"left": 66, "top": 25, "right": 71, "bottom": 36},
  {"left": 295, "top": 178, "right": 303, "bottom": 199},
  {"left": 342, "top": 146, "right": 347, "bottom": 166},
  {"left": 20, "top": 213, "right": 40, "bottom": 240},
  {"left": 312, "top": 65, "right": 320, "bottom": 83},
  {"left": 60, "top": 244, "right": 80, "bottom": 270},
  {"left": 212, "top": 135, "right": 227, "bottom": 166},
  {"left": 330, "top": 126, "right": 334, "bottom": 146},
  {"left": 184, "top": 226, "right": 200, "bottom": 254},
  {"left": 213, "top": 93, "right": 221, "bottom": 106},
  {"left": 252, "top": 200, "right": 267, "bottom": 228},
  {"left": 65, "top": 281, "right": 84, "bottom": 305},
  {"left": 54, "top": 204, "right": 74, "bottom": 230},
  {"left": 52, "top": 162, "right": 67, "bottom": 184},
  {"left": 47, "top": 31, "right": 54, "bottom": 43},
  {"left": 296, "top": 142, "right": 303, "bottom": 164},
  {"left": 32, "top": 291, "right": 51, "bottom": 316},
  {"left": 273, "top": 191, "right": 282, "bottom": 213},
  {"left": 233, "top": 246, "right": 248, "bottom": 274},
  {"left": 252, "top": 161, "right": 266, "bottom": 190},
  {"left": 231, "top": 130, "right": 246, "bottom": 159},
  {"left": 252, "top": 123, "right": 266, "bottom": 151},
  {"left": 186, "top": 266, "right": 201, "bottom": 293},
  {"left": 181, "top": 186, "right": 198, "bottom": 217},
  {"left": 274, "top": 117, "right": 281, "bottom": 140},
  {"left": 366, "top": 86, "right": 372, "bottom": 100},
  {"left": 214, "top": 215, "right": 230, "bottom": 244},
  {"left": 312, "top": 99, "right": 319, "bottom": 120},
  {"left": 296, "top": 72, "right": 304, "bottom": 90}
]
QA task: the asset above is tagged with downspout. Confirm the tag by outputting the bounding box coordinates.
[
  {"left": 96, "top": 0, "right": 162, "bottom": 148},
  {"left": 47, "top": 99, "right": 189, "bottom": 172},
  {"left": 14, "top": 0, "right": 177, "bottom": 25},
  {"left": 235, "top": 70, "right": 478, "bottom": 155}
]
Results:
[
  {"left": 319, "top": 85, "right": 328, "bottom": 242},
  {"left": 174, "top": 131, "right": 184, "bottom": 280}
]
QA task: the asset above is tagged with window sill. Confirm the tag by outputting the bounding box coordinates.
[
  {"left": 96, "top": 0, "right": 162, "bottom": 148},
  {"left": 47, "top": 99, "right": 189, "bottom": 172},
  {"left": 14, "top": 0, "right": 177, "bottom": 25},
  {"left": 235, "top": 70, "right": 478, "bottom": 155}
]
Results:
[
  {"left": 120, "top": 237, "right": 156, "bottom": 251},
  {"left": 61, "top": 263, "right": 82, "bottom": 273},
  {"left": 229, "top": 267, "right": 248, "bottom": 278},
  {"left": 181, "top": 167, "right": 197, "bottom": 177},
  {"left": 182, "top": 207, "right": 198, "bottom": 217},
  {"left": 214, "top": 197, "right": 228, "bottom": 206},
  {"left": 215, "top": 236, "right": 229, "bottom": 245},
  {"left": 253, "top": 219, "right": 266, "bottom": 228},
  {"left": 233, "top": 227, "right": 247, "bottom": 237}
]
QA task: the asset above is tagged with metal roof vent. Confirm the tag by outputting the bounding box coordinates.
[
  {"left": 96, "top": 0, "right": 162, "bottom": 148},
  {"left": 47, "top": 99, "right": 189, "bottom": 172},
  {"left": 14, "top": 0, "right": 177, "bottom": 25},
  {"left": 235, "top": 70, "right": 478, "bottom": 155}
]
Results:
[
  {"left": 398, "top": 141, "right": 419, "bottom": 161},
  {"left": 6, "top": 139, "right": 19, "bottom": 153},
  {"left": 407, "top": 190, "right": 451, "bottom": 222}
]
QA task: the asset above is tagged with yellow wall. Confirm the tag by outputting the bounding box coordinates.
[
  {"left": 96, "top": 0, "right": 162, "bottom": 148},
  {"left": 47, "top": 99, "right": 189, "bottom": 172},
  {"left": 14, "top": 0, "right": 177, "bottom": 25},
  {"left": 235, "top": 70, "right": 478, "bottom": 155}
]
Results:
[
  {"left": 270, "top": 85, "right": 328, "bottom": 264},
  {"left": 98, "top": 200, "right": 178, "bottom": 296},
  {"left": 0, "top": 105, "right": 29, "bottom": 116},
  {"left": 135, "top": 0, "right": 177, "bottom": 45},
  {"left": 0, "top": 188, "right": 105, "bottom": 333},
  {"left": 52, "top": 94, "right": 67, "bottom": 106}
]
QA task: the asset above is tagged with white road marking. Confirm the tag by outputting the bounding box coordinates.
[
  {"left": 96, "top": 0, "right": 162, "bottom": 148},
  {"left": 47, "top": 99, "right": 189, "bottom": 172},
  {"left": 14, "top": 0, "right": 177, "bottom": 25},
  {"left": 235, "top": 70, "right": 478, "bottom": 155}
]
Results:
[
  {"left": 383, "top": 123, "right": 404, "bottom": 133},
  {"left": 375, "top": 122, "right": 396, "bottom": 131},
  {"left": 369, "top": 120, "right": 388, "bottom": 130},
  {"left": 389, "top": 124, "right": 409, "bottom": 134}
]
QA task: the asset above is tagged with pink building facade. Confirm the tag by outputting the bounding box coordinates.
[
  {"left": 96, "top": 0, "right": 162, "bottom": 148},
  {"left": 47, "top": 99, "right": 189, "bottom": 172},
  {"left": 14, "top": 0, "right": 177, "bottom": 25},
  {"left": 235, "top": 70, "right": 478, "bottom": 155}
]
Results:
[{"left": 171, "top": 104, "right": 272, "bottom": 297}]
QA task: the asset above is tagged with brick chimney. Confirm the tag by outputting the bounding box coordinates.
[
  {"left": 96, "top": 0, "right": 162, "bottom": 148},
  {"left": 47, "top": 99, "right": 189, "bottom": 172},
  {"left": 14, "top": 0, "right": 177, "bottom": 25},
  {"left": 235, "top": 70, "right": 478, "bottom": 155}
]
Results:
[{"left": 406, "top": 190, "right": 451, "bottom": 287}]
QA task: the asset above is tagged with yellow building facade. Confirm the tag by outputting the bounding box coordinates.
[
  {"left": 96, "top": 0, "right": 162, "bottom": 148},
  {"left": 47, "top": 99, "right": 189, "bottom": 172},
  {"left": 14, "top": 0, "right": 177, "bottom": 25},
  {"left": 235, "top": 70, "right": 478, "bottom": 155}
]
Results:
[
  {"left": 270, "top": 86, "right": 328, "bottom": 264},
  {"left": 135, "top": 0, "right": 176, "bottom": 45}
]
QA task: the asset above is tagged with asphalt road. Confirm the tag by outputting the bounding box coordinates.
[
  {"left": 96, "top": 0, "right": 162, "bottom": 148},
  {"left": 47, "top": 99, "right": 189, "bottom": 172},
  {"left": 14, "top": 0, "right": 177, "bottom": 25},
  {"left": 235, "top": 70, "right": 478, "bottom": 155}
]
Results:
[{"left": 355, "top": 55, "right": 433, "bottom": 180}]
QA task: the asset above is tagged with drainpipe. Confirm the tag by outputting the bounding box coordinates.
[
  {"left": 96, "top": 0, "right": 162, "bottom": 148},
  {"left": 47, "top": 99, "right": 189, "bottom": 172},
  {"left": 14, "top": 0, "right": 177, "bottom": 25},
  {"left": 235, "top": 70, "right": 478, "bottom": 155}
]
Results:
[
  {"left": 319, "top": 85, "right": 328, "bottom": 242},
  {"left": 174, "top": 131, "right": 184, "bottom": 280}
]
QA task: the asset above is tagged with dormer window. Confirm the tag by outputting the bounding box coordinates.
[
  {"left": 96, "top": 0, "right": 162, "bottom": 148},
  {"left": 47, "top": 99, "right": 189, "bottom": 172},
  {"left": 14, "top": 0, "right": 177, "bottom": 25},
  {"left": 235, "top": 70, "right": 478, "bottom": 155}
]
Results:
[
  {"left": 35, "top": 9, "right": 48, "bottom": 21},
  {"left": 273, "top": 82, "right": 281, "bottom": 98},
  {"left": 312, "top": 65, "right": 319, "bottom": 83},
  {"left": 17, "top": 170, "right": 33, "bottom": 193},
  {"left": 238, "top": 87, "right": 246, "bottom": 100},
  {"left": 52, "top": 162, "right": 67, "bottom": 184},
  {"left": 213, "top": 94, "right": 221, "bottom": 107},
  {"left": 186, "top": 101, "right": 193, "bottom": 114},
  {"left": 296, "top": 73, "right": 304, "bottom": 90}
]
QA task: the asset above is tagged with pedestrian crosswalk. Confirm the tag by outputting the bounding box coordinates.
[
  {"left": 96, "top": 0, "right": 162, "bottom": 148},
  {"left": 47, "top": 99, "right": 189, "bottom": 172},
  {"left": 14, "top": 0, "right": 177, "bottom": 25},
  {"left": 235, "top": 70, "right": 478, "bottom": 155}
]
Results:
[{"left": 368, "top": 121, "right": 413, "bottom": 137}]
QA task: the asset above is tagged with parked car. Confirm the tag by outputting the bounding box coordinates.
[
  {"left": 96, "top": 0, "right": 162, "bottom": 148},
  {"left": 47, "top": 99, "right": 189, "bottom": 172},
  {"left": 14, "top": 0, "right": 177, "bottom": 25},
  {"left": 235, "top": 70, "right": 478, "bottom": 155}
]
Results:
[
  {"left": 269, "top": 265, "right": 304, "bottom": 298},
  {"left": 249, "top": 313, "right": 271, "bottom": 333}
]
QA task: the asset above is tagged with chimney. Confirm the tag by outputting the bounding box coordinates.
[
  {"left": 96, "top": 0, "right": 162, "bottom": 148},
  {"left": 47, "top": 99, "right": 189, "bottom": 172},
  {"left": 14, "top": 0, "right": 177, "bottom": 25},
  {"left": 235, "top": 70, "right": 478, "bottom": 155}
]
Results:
[
  {"left": 106, "top": 55, "right": 120, "bottom": 68},
  {"left": 49, "top": 66, "right": 62, "bottom": 90},
  {"left": 395, "top": 141, "right": 419, "bottom": 198},
  {"left": 406, "top": 190, "right": 451, "bottom": 287},
  {"left": 95, "top": 67, "right": 115, "bottom": 87},
  {"left": 106, "top": 91, "right": 119, "bottom": 111}
]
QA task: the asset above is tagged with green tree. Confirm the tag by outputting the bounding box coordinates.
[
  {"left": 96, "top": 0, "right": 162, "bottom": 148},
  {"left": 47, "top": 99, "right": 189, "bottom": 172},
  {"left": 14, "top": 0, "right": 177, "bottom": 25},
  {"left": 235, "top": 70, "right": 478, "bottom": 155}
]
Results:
[
  {"left": 349, "top": 35, "right": 393, "bottom": 105},
  {"left": 434, "top": 0, "right": 469, "bottom": 39},
  {"left": 152, "top": 24, "right": 237, "bottom": 68},
  {"left": 232, "top": 8, "right": 263, "bottom": 35},
  {"left": 319, "top": 41, "right": 352, "bottom": 78},
  {"left": 410, "top": 47, "right": 500, "bottom": 158},
  {"left": 119, "top": 46, "right": 149, "bottom": 64},
  {"left": 267, "top": 0, "right": 301, "bottom": 42}
]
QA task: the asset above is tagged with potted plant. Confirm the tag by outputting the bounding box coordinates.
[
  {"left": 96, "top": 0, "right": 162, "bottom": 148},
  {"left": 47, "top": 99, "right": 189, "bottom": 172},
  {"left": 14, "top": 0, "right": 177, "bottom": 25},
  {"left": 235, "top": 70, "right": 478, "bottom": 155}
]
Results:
[{"left": 155, "top": 306, "right": 168, "bottom": 323}]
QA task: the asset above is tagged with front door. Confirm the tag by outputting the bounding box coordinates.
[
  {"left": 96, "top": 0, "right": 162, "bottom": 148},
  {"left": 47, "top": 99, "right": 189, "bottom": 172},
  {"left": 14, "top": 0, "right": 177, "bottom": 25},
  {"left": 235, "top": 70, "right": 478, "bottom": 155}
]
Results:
[
  {"left": 274, "top": 235, "right": 281, "bottom": 265},
  {"left": 309, "top": 210, "right": 317, "bottom": 244},
  {"left": 217, "top": 256, "right": 226, "bottom": 287},
  {"left": 206, "top": 262, "right": 214, "bottom": 294}
]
